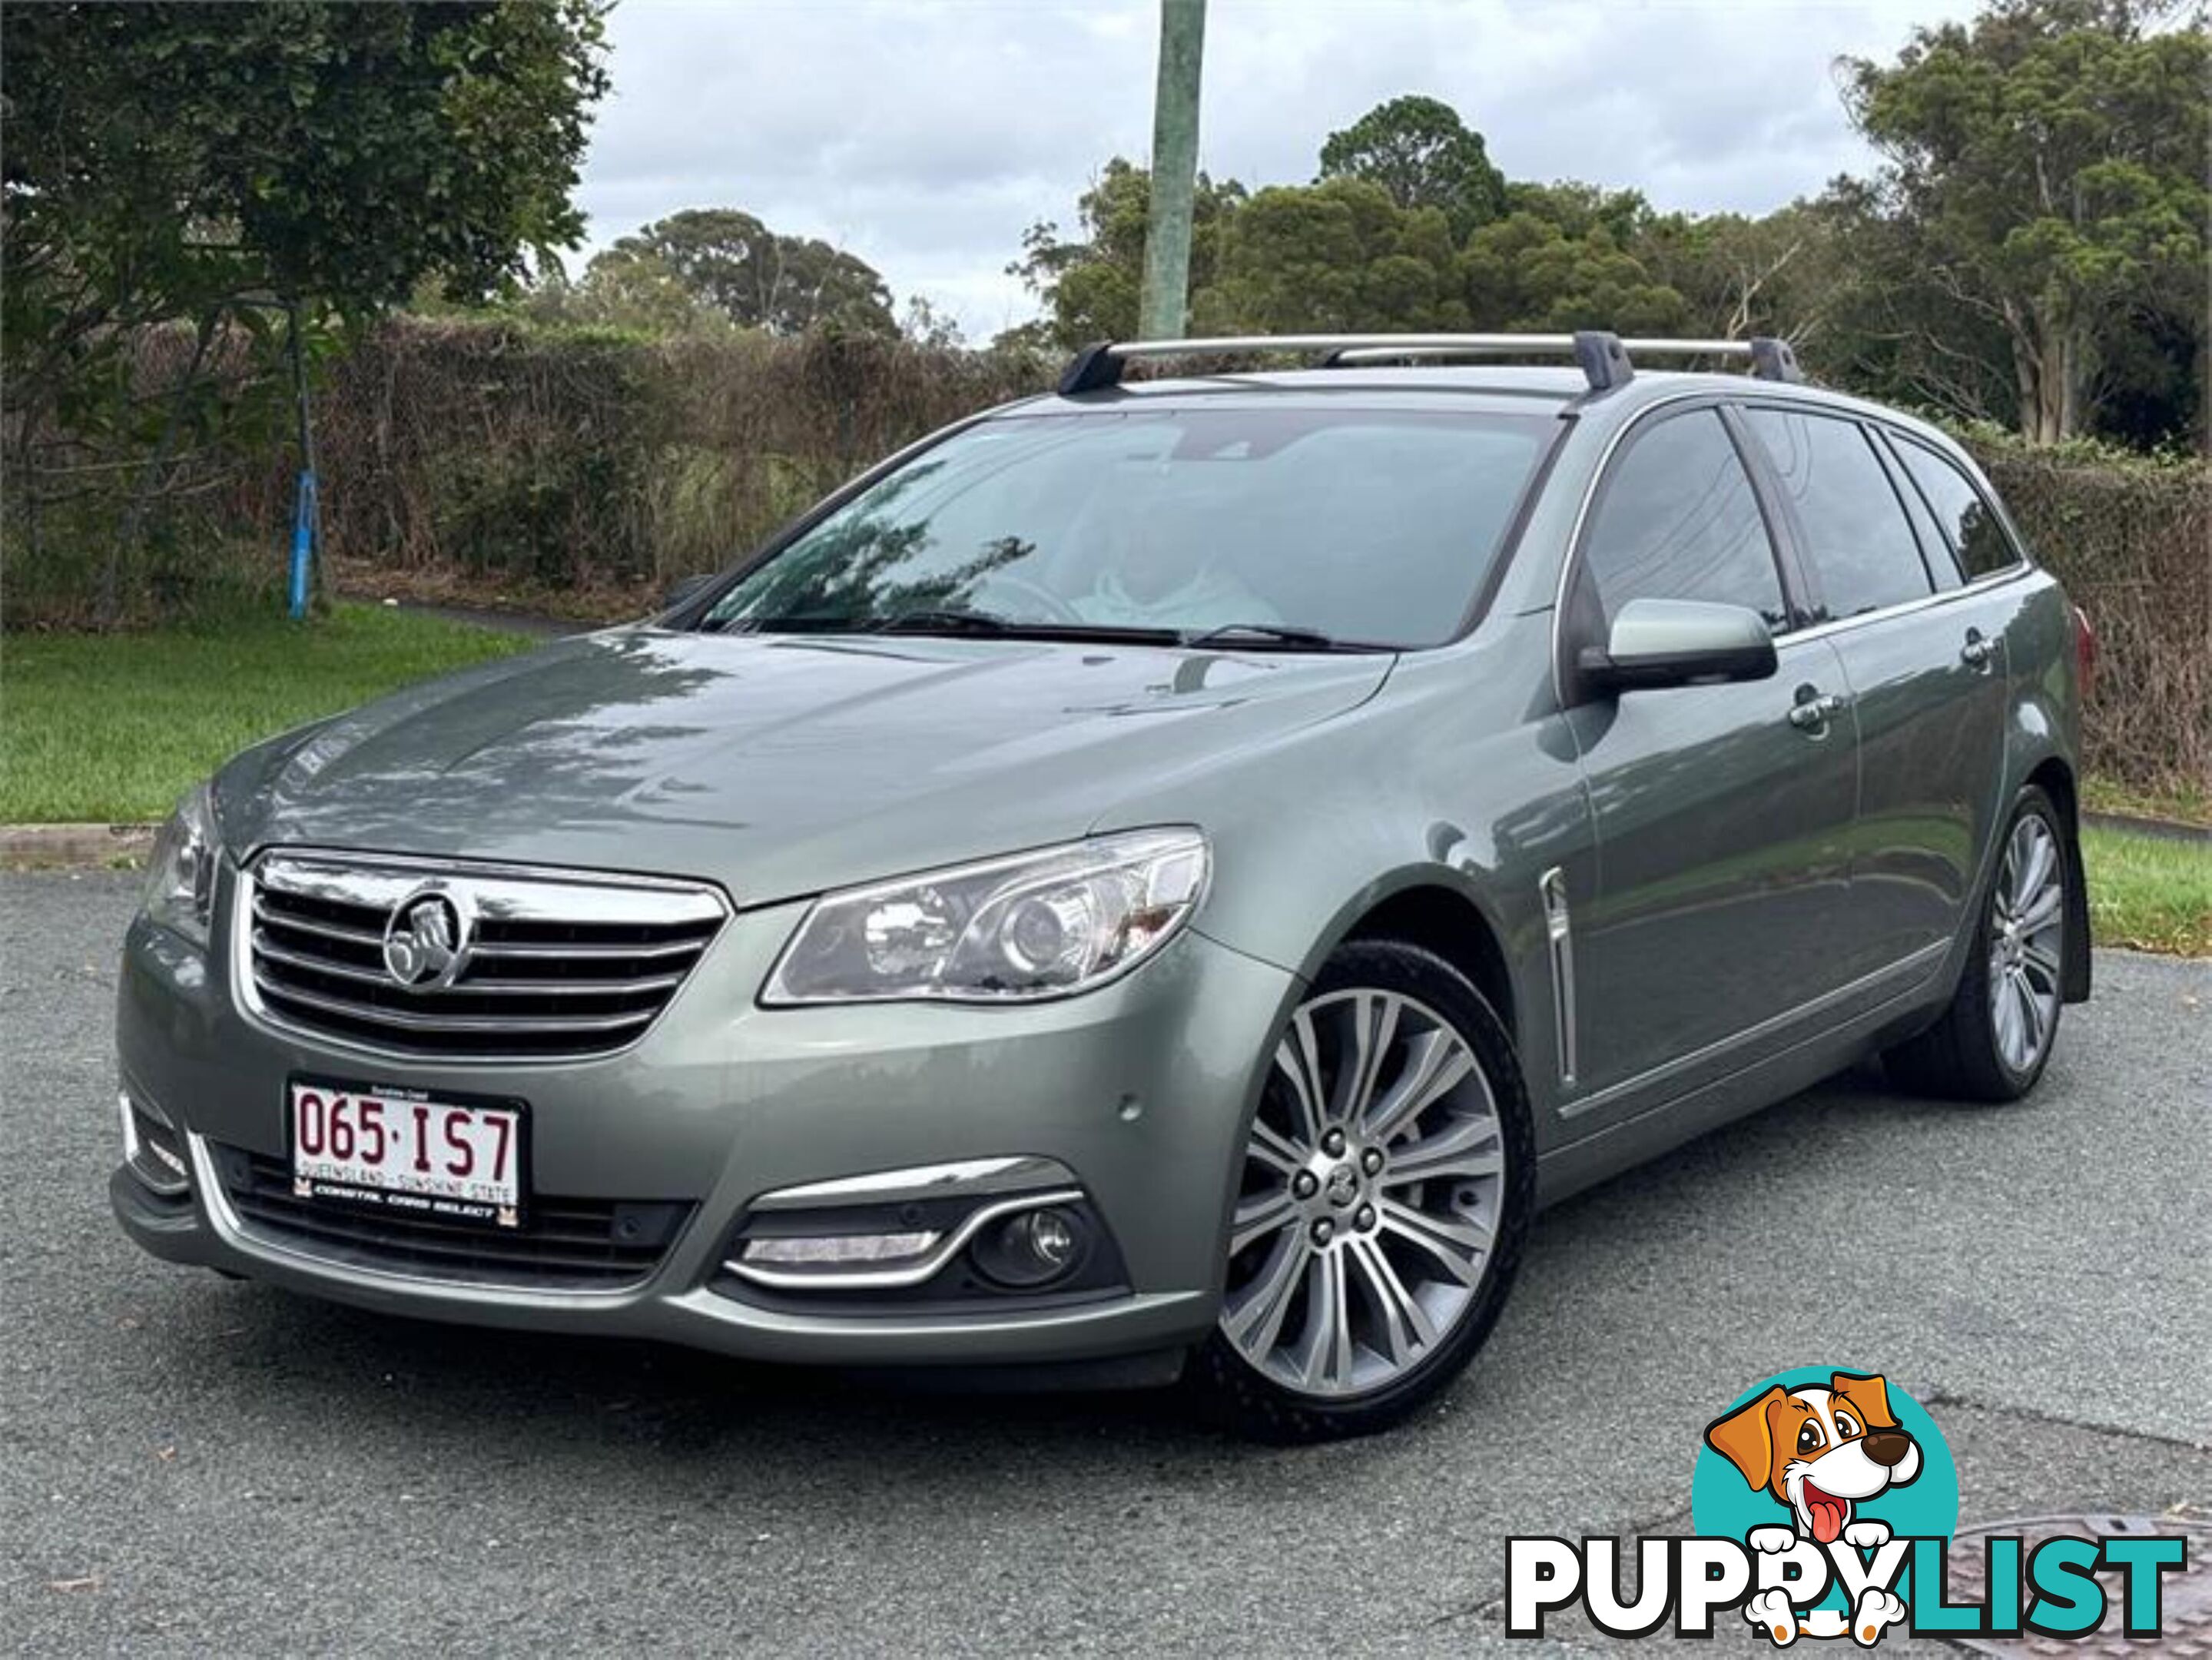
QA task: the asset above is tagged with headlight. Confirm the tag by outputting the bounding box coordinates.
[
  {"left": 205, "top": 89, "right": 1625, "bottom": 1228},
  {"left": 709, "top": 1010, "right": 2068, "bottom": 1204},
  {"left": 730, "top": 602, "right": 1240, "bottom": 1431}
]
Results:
[
  {"left": 141, "top": 781, "right": 220, "bottom": 947},
  {"left": 763, "top": 828, "right": 1209, "bottom": 1004}
]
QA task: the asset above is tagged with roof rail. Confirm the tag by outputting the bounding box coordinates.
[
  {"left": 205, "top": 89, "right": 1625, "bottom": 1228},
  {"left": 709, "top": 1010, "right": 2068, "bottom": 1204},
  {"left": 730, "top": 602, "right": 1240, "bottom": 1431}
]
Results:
[{"left": 1054, "top": 331, "right": 1804, "bottom": 396}]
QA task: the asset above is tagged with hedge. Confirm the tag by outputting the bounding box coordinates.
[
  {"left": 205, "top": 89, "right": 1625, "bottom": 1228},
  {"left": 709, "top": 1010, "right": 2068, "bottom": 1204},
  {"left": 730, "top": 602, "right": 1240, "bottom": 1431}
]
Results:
[{"left": 1965, "top": 438, "right": 2209, "bottom": 792}]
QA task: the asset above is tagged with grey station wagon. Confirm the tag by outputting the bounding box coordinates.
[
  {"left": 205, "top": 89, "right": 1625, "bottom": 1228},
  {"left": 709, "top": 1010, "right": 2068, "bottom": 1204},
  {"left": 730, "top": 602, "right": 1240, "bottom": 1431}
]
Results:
[{"left": 115, "top": 331, "right": 2094, "bottom": 1439}]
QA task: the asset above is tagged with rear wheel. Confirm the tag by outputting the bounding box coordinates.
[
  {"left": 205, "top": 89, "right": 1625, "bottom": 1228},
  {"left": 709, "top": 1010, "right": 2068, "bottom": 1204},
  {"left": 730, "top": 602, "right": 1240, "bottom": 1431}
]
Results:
[
  {"left": 1189, "top": 941, "right": 1534, "bottom": 1442},
  {"left": 1885, "top": 785, "right": 2069, "bottom": 1102}
]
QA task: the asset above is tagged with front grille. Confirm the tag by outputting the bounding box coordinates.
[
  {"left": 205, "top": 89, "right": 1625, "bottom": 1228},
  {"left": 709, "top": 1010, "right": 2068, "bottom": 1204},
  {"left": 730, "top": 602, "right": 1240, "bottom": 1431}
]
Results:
[
  {"left": 214, "top": 1146, "right": 692, "bottom": 1292},
  {"left": 243, "top": 852, "right": 728, "bottom": 1061}
]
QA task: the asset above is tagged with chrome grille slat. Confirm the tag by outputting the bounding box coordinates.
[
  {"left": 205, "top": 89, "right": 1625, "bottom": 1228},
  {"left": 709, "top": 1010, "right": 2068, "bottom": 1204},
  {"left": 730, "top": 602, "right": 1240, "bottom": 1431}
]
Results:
[
  {"left": 462, "top": 971, "right": 691, "bottom": 995},
  {"left": 253, "top": 901, "right": 387, "bottom": 949},
  {"left": 469, "top": 938, "right": 711, "bottom": 963},
  {"left": 255, "top": 853, "right": 725, "bottom": 927},
  {"left": 250, "top": 932, "right": 412, "bottom": 990},
  {"left": 250, "top": 932, "right": 688, "bottom": 997},
  {"left": 241, "top": 852, "right": 729, "bottom": 1062},
  {"left": 258, "top": 980, "right": 658, "bottom": 1034},
  {"left": 473, "top": 942, "right": 708, "bottom": 969}
]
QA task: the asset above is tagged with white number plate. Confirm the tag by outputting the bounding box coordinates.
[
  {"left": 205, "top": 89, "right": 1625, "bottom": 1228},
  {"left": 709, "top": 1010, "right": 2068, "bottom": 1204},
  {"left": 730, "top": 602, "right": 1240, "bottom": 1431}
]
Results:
[{"left": 289, "top": 1081, "right": 526, "bottom": 1229}]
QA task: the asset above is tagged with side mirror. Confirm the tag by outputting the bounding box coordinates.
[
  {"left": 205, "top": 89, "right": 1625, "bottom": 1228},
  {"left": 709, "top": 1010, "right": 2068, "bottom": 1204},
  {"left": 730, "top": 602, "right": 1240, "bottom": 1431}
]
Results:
[
  {"left": 1578, "top": 598, "right": 1778, "bottom": 693},
  {"left": 662, "top": 573, "right": 716, "bottom": 613}
]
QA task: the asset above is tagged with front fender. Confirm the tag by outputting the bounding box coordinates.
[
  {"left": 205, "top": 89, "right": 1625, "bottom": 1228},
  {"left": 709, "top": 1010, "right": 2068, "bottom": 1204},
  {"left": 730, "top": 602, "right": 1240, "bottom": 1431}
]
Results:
[{"left": 1090, "top": 618, "right": 1595, "bottom": 1125}]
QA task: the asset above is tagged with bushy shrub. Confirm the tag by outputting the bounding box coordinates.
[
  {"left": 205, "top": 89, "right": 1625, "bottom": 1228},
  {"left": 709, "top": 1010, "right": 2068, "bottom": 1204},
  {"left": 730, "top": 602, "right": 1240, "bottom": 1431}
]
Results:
[{"left": 284, "top": 321, "right": 1046, "bottom": 589}]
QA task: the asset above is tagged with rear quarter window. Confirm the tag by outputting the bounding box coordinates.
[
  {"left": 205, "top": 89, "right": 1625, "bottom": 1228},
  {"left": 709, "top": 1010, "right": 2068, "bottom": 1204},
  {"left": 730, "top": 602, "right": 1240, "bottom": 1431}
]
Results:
[{"left": 1893, "top": 438, "right": 2023, "bottom": 580}]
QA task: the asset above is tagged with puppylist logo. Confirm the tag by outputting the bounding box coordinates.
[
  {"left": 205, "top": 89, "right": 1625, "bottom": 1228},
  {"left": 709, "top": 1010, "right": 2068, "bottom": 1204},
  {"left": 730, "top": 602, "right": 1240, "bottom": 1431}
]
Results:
[{"left": 1507, "top": 1367, "right": 2190, "bottom": 1645}]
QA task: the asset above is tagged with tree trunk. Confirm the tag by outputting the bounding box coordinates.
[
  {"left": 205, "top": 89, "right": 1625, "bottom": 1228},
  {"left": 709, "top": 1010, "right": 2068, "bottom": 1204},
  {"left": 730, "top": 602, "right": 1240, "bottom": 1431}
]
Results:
[
  {"left": 2058, "top": 324, "right": 2084, "bottom": 442},
  {"left": 2011, "top": 327, "right": 2048, "bottom": 443},
  {"left": 2013, "top": 304, "right": 2089, "bottom": 446}
]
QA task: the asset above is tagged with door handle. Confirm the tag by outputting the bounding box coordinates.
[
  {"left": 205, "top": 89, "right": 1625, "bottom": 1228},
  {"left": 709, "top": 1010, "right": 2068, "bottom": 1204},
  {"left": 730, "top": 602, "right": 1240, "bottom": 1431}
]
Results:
[
  {"left": 1962, "top": 631, "right": 1997, "bottom": 671},
  {"left": 1786, "top": 691, "right": 1848, "bottom": 731}
]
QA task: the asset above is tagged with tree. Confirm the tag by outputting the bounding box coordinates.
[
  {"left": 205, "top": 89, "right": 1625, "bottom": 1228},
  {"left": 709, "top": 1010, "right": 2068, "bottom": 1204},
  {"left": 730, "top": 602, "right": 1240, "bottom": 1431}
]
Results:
[
  {"left": 609, "top": 209, "right": 897, "bottom": 337},
  {"left": 898, "top": 296, "right": 966, "bottom": 350},
  {"left": 1460, "top": 213, "right": 1689, "bottom": 334},
  {"left": 1502, "top": 181, "right": 1657, "bottom": 246},
  {"left": 1842, "top": 0, "right": 2209, "bottom": 443},
  {"left": 1792, "top": 180, "right": 2025, "bottom": 427},
  {"left": 1205, "top": 180, "right": 1466, "bottom": 332},
  {"left": 2, "top": 1, "right": 609, "bottom": 431},
  {"left": 1317, "top": 95, "right": 1506, "bottom": 238},
  {"left": 1636, "top": 205, "right": 1838, "bottom": 343},
  {"left": 1006, "top": 158, "right": 1245, "bottom": 348},
  {"left": 3, "top": 0, "right": 609, "bottom": 620},
  {"left": 514, "top": 246, "right": 735, "bottom": 334}
]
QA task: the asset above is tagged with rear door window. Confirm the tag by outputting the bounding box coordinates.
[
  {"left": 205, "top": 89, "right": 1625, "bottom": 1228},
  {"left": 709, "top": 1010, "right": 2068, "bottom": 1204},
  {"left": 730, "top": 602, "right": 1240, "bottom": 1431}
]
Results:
[
  {"left": 1741, "top": 407, "right": 1932, "bottom": 619},
  {"left": 1893, "top": 438, "right": 2021, "bottom": 579},
  {"left": 1580, "top": 408, "right": 1788, "bottom": 630}
]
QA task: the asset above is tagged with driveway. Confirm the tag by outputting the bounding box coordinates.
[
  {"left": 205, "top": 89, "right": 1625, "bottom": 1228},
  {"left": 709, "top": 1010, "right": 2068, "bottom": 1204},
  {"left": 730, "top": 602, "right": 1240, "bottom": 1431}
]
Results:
[{"left": 3, "top": 871, "right": 2206, "bottom": 1655}]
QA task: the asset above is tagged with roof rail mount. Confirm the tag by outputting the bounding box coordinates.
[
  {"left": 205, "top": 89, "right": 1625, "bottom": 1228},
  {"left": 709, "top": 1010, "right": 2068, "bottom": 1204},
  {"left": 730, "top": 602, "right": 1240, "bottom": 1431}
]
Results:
[
  {"left": 1055, "top": 331, "right": 1806, "bottom": 396},
  {"left": 1748, "top": 336, "right": 1805, "bottom": 383}
]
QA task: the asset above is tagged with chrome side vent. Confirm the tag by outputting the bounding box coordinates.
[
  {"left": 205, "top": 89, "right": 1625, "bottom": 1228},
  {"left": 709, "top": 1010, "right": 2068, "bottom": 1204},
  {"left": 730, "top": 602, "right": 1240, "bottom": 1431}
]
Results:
[
  {"left": 1540, "top": 866, "right": 1577, "bottom": 1087},
  {"left": 240, "top": 852, "right": 728, "bottom": 1063}
]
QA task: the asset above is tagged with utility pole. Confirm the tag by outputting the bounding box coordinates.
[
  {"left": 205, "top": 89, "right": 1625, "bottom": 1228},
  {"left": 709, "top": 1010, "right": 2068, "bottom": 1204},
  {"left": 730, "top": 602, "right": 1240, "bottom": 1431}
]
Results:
[{"left": 1138, "top": 0, "right": 1206, "bottom": 340}]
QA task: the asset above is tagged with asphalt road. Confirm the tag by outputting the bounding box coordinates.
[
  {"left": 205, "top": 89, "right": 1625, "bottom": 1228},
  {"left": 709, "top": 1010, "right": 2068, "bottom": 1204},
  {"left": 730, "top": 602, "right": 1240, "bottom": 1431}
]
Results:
[{"left": 4, "top": 871, "right": 2207, "bottom": 1656}]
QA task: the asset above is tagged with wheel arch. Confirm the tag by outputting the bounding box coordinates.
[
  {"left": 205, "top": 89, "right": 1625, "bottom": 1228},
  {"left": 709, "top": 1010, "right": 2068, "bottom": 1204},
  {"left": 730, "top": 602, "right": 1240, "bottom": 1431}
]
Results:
[
  {"left": 2024, "top": 754, "right": 2093, "bottom": 1004},
  {"left": 1991, "top": 571, "right": 2088, "bottom": 1002},
  {"left": 1302, "top": 871, "right": 1528, "bottom": 1061}
]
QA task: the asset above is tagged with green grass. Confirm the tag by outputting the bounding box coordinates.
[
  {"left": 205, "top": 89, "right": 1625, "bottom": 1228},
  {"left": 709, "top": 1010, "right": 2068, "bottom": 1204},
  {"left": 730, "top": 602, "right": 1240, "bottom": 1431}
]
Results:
[
  {"left": 2082, "top": 773, "right": 2212, "bottom": 831},
  {"left": 2082, "top": 826, "right": 2212, "bottom": 956},
  {"left": 2, "top": 604, "right": 536, "bottom": 823}
]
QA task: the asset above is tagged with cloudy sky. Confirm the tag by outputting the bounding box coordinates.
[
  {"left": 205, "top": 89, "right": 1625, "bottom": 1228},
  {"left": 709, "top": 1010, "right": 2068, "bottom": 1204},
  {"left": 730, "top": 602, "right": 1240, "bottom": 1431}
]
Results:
[{"left": 574, "top": 0, "right": 1972, "bottom": 339}]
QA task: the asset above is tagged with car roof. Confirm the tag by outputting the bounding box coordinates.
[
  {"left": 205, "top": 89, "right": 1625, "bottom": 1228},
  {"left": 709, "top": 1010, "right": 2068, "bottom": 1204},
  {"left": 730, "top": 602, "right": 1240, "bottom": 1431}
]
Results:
[
  {"left": 1019, "top": 363, "right": 1964, "bottom": 455},
  {"left": 1056, "top": 364, "right": 1594, "bottom": 400}
]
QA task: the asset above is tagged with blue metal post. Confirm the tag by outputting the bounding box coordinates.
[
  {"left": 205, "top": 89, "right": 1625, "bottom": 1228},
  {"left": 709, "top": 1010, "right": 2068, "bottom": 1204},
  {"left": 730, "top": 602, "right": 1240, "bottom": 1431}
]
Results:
[
  {"left": 288, "top": 470, "right": 317, "bottom": 619},
  {"left": 285, "top": 302, "right": 317, "bottom": 619}
]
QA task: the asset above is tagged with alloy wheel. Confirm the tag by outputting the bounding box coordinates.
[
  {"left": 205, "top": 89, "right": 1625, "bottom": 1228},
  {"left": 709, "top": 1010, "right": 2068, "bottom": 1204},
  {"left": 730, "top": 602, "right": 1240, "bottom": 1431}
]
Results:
[
  {"left": 1220, "top": 988, "right": 1508, "bottom": 1398},
  {"left": 1988, "top": 812, "right": 2064, "bottom": 1075}
]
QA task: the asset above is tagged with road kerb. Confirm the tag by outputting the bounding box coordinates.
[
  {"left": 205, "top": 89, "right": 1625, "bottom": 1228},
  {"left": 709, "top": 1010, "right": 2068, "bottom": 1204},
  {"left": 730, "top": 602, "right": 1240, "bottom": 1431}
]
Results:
[{"left": 0, "top": 822, "right": 158, "bottom": 869}]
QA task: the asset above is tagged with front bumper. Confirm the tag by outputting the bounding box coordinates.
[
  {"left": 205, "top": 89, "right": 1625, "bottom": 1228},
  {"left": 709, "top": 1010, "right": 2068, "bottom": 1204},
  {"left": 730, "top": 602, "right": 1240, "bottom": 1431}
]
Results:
[{"left": 113, "top": 864, "right": 1295, "bottom": 1369}]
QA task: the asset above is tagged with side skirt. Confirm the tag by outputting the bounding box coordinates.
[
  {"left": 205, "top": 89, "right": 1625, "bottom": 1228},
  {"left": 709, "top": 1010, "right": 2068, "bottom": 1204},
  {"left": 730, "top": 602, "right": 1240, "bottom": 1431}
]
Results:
[{"left": 1530, "top": 969, "right": 1952, "bottom": 1209}]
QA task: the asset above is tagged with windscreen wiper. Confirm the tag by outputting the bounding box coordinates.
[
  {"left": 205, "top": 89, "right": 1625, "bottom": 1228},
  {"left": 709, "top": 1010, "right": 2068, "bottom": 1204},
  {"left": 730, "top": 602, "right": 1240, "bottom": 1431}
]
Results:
[
  {"left": 706, "top": 609, "right": 1188, "bottom": 648},
  {"left": 876, "top": 607, "right": 1014, "bottom": 635},
  {"left": 696, "top": 612, "right": 857, "bottom": 635},
  {"left": 1179, "top": 622, "right": 1381, "bottom": 652},
  {"left": 699, "top": 611, "right": 994, "bottom": 636},
  {"left": 873, "top": 611, "right": 1189, "bottom": 646}
]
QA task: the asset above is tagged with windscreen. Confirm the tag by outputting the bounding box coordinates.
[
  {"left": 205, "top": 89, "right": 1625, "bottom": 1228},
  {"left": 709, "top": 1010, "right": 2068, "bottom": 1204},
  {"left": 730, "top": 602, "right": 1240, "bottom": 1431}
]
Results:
[{"left": 698, "top": 406, "right": 1554, "bottom": 648}]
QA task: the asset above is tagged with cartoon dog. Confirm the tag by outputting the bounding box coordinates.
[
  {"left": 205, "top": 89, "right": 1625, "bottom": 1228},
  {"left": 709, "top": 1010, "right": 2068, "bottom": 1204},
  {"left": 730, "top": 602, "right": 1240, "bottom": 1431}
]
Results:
[{"left": 1705, "top": 1373, "right": 1922, "bottom": 1645}]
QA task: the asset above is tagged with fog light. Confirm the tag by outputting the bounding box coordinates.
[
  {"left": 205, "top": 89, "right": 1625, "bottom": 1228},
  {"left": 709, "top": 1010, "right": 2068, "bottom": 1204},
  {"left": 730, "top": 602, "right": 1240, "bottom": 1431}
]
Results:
[
  {"left": 740, "top": 1230, "right": 939, "bottom": 1270},
  {"left": 119, "top": 1092, "right": 188, "bottom": 1196},
  {"left": 970, "top": 1205, "right": 1086, "bottom": 1290}
]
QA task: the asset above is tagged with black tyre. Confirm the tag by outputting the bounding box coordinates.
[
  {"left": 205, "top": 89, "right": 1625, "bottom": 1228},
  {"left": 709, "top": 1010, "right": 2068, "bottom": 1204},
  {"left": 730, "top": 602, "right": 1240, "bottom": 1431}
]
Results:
[
  {"left": 1188, "top": 939, "right": 1535, "bottom": 1443},
  {"left": 1884, "top": 785, "right": 2071, "bottom": 1103}
]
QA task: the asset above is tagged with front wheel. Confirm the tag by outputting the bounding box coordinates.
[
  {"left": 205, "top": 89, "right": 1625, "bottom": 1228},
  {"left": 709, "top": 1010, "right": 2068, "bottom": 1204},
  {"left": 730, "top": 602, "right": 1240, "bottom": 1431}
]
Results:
[
  {"left": 1188, "top": 940, "right": 1535, "bottom": 1442},
  {"left": 1885, "top": 785, "right": 2070, "bottom": 1102}
]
